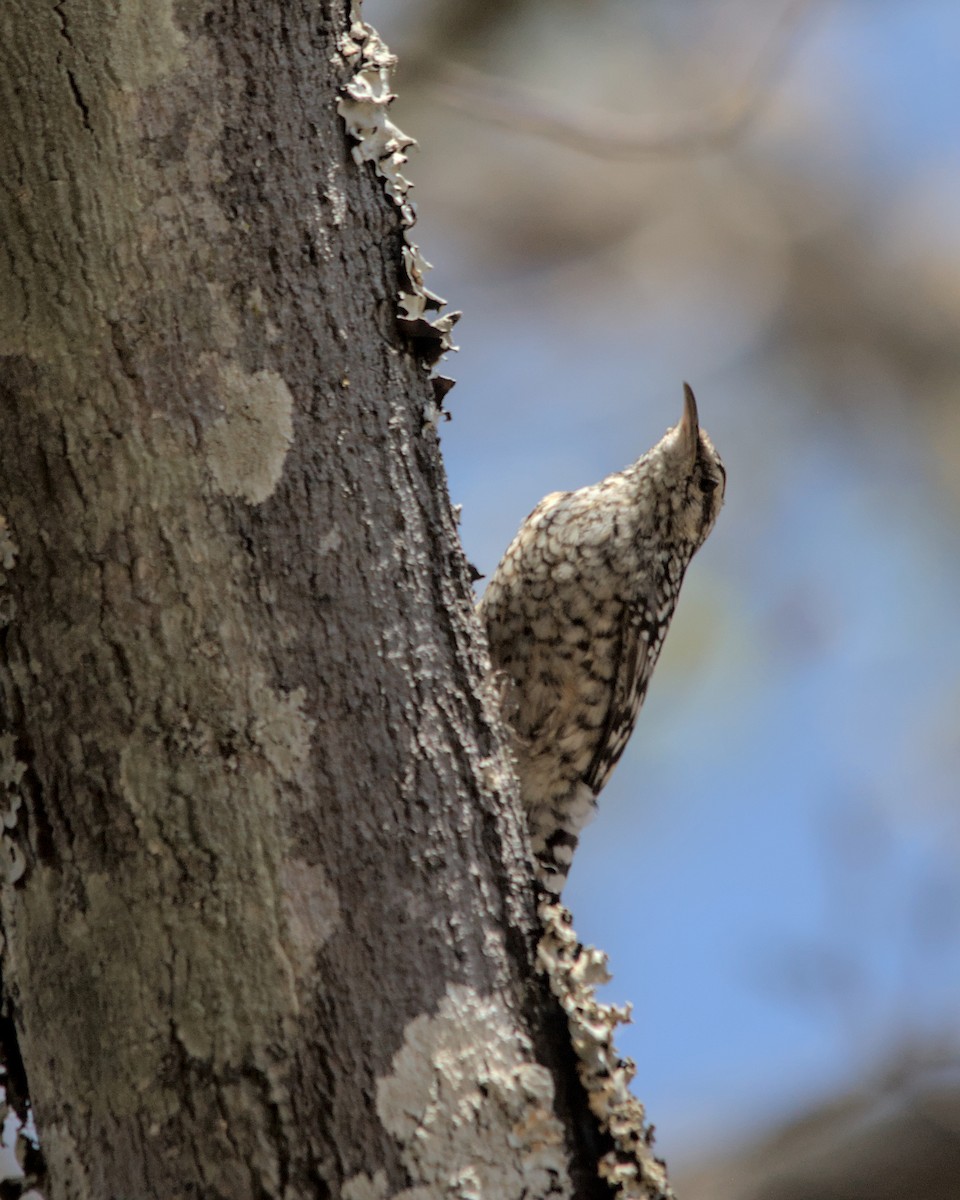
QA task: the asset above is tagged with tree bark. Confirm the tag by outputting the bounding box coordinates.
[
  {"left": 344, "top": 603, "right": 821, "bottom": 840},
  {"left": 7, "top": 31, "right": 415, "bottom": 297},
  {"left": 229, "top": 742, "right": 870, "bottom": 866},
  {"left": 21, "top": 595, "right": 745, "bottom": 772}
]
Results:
[{"left": 0, "top": 2, "right": 652, "bottom": 1198}]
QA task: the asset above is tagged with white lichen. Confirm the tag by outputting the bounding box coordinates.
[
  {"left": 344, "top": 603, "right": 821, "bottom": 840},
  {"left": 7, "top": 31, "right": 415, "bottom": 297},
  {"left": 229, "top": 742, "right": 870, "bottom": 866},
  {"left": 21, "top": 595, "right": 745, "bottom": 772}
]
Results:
[
  {"left": 204, "top": 362, "right": 294, "bottom": 505},
  {"left": 537, "top": 902, "right": 672, "bottom": 1200},
  {"left": 420, "top": 400, "right": 441, "bottom": 436},
  {"left": 376, "top": 983, "right": 572, "bottom": 1199},
  {"left": 0, "top": 840, "right": 25, "bottom": 888},
  {"left": 337, "top": 16, "right": 415, "bottom": 224},
  {"left": 337, "top": 11, "right": 459, "bottom": 365}
]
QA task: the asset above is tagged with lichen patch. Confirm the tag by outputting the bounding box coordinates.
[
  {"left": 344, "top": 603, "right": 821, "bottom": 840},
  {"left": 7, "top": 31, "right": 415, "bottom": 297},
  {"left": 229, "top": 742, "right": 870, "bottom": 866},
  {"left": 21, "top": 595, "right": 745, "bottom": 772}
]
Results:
[
  {"left": 249, "top": 684, "right": 314, "bottom": 787},
  {"left": 280, "top": 859, "right": 341, "bottom": 980},
  {"left": 341, "top": 1169, "right": 388, "bottom": 1200},
  {"left": 337, "top": 13, "right": 459, "bottom": 367},
  {"left": 204, "top": 363, "right": 294, "bottom": 505},
  {"left": 376, "top": 983, "right": 571, "bottom": 1199},
  {"left": 537, "top": 902, "right": 672, "bottom": 1199},
  {"left": 107, "top": 4, "right": 187, "bottom": 90}
]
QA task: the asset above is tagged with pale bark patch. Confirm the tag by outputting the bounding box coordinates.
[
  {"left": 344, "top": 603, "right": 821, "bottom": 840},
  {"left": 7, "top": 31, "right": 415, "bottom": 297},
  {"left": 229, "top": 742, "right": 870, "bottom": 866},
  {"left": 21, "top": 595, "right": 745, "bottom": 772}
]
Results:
[
  {"left": 0, "top": 516, "right": 18, "bottom": 574},
  {"left": 38, "top": 1119, "right": 93, "bottom": 1200},
  {"left": 376, "top": 983, "right": 572, "bottom": 1200},
  {"left": 204, "top": 363, "right": 294, "bottom": 505},
  {"left": 342, "top": 1168, "right": 389, "bottom": 1200},
  {"left": 341, "top": 1171, "right": 433, "bottom": 1200},
  {"left": 99, "top": 4, "right": 187, "bottom": 90},
  {"left": 279, "top": 859, "right": 341, "bottom": 984},
  {"left": 249, "top": 684, "right": 313, "bottom": 785}
]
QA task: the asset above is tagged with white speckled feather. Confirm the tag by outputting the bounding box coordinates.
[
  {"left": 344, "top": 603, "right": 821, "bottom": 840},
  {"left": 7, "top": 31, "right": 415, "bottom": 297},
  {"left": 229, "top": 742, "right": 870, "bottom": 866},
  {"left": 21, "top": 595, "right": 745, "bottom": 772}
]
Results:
[{"left": 479, "top": 386, "right": 725, "bottom": 894}]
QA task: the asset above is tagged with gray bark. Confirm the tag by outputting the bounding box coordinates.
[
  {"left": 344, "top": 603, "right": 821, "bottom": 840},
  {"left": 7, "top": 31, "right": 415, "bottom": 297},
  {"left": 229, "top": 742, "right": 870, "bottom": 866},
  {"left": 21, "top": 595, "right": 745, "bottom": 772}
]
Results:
[{"left": 0, "top": 1, "right": 614, "bottom": 1198}]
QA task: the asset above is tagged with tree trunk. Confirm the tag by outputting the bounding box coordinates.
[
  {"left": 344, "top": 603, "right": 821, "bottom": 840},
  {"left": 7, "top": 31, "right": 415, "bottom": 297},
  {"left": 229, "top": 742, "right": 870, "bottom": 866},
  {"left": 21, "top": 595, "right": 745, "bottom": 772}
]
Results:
[{"left": 0, "top": 3, "right": 661, "bottom": 1198}]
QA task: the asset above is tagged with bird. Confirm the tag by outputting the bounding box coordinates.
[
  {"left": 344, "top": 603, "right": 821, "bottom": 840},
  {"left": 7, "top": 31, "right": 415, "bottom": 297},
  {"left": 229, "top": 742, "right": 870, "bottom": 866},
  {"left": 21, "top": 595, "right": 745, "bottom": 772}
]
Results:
[{"left": 478, "top": 384, "right": 725, "bottom": 895}]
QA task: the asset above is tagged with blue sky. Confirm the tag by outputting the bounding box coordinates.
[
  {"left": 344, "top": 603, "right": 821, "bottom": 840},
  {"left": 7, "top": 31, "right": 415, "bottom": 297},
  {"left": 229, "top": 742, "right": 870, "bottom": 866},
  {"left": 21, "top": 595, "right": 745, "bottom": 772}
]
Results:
[{"left": 370, "top": 0, "right": 960, "bottom": 1166}]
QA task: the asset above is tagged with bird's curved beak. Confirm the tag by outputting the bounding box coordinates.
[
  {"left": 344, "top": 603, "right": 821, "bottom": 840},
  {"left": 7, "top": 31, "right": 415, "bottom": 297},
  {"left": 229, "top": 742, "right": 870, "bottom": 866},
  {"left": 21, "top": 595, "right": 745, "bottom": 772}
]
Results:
[{"left": 678, "top": 382, "right": 699, "bottom": 460}]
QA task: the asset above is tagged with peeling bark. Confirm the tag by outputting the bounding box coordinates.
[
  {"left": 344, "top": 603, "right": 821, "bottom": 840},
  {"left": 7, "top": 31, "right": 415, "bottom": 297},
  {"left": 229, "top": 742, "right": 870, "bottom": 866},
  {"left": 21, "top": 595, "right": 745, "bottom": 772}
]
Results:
[{"left": 0, "top": 2, "right": 654, "bottom": 1198}]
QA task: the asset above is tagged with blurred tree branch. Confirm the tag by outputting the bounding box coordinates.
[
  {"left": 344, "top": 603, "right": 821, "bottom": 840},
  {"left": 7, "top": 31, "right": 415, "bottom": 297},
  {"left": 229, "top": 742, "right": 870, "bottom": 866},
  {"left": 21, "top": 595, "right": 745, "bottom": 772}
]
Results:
[{"left": 430, "top": 0, "right": 825, "bottom": 159}]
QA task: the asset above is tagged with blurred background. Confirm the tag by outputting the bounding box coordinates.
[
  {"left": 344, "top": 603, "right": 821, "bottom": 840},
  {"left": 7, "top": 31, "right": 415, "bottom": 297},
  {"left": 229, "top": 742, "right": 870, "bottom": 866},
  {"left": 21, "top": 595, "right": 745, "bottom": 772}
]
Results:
[{"left": 364, "top": 1, "right": 960, "bottom": 1194}]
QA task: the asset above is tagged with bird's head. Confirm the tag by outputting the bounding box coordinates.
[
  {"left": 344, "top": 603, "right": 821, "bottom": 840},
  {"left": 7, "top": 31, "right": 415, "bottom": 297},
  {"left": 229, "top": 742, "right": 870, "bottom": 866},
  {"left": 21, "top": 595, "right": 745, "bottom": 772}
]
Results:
[{"left": 654, "top": 382, "right": 726, "bottom": 549}]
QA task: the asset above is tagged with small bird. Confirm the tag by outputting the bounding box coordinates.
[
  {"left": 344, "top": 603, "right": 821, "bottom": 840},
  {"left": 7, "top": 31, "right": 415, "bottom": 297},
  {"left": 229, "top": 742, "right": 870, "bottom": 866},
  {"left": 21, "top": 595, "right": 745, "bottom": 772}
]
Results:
[{"left": 479, "top": 385, "right": 725, "bottom": 894}]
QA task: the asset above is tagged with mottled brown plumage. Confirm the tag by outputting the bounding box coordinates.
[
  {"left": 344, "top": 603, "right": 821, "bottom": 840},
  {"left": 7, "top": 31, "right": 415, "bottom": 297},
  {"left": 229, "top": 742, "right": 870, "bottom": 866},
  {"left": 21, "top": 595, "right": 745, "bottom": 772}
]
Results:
[{"left": 479, "top": 385, "right": 725, "bottom": 894}]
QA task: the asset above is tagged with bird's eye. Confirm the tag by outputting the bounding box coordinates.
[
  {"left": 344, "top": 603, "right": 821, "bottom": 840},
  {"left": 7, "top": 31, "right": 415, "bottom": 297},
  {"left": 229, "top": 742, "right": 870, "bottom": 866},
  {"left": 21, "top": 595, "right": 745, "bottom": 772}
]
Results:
[{"left": 698, "top": 474, "right": 719, "bottom": 494}]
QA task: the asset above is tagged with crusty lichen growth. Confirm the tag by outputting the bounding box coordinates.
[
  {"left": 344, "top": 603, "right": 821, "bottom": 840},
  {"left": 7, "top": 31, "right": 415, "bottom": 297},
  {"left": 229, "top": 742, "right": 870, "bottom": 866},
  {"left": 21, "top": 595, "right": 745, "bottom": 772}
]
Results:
[
  {"left": 203, "top": 362, "right": 294, "bottom": 506},
  {"left": 336, "top": 8, "right": 459, "bottom": 367},
  {"left": 376, "top": 983, "right": 573, "bottom": 1198},
  {"left": 538, "top": 902, "right": 674, "bottom": 1200}
]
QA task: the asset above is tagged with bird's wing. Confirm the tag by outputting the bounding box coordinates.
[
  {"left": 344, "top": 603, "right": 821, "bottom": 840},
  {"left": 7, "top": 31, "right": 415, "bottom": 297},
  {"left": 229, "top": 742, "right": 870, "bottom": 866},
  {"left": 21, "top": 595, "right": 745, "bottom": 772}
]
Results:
[{"left": 582, "top": 595, "right": 654, "bottom": 796}]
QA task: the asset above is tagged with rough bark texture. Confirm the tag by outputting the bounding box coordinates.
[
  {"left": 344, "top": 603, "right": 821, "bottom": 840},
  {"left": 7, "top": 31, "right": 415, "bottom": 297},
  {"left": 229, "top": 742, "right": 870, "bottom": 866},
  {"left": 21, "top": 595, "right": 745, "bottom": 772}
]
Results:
[{"left": 0, "top": 2, "right": 616, "bottom": 1198}]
